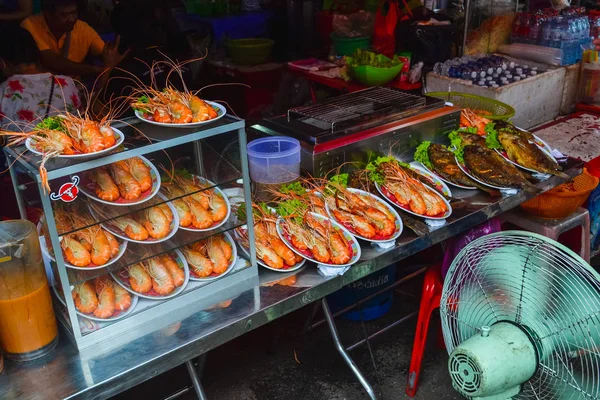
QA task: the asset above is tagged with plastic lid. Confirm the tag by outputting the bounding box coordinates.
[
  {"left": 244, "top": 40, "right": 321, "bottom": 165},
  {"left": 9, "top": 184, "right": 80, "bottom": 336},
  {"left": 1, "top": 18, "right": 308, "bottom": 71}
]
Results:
[
  {"left": 247, "top": 137, "right": 300, "bottom": 159},
  {"left": 0, "top": 220, "right": 34, "bottom": 258}
]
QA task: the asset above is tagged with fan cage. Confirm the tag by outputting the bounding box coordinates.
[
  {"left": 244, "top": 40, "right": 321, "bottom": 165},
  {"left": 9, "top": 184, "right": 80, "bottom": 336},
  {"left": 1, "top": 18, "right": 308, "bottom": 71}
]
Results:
[
  {"left": 441, "top": 231, "right": 600, "bottom": 400},
  {"left": 449, "top": 352, "right": 483, "bottom": 394}
]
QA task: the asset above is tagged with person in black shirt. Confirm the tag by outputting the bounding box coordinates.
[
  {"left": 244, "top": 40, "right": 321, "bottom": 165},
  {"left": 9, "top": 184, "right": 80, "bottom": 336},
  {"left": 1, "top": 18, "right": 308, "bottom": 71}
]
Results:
[{"left": 101, "top": 0, "right": 192, "bottom": 116}]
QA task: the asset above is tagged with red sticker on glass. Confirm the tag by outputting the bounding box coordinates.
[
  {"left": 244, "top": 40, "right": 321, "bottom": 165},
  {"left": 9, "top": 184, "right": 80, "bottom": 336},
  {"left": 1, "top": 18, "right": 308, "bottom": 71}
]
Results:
[{"left": 50, "top": 175, "right": 79, "bottom": 203}]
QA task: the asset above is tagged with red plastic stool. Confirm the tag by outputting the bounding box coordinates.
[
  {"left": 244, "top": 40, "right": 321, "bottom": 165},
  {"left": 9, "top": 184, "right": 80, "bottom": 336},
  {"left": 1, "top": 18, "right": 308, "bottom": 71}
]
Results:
[{"left": 406, "top": 262, "right": 444, "bottom": 397}]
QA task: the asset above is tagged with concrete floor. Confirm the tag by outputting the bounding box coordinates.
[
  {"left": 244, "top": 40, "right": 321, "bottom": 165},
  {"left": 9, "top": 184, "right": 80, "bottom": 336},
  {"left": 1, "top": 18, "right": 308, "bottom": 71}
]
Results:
[
  {"left": 115, "top": 274, "right": 463, "bottom": 400},
  {"left": 201, "top": 297, "right": 462, "bottom": 400}
]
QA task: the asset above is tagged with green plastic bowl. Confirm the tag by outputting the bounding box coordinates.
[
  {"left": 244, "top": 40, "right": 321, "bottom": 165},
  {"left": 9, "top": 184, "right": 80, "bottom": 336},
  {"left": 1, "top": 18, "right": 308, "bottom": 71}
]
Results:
[
  {"left": 330, "top": 34, "right": 371, "bottom": 56},
  {"left": 346, "top": 55, "right": 403, "bottom": 86},
  {"left": 226, "top": 38, "right": 274, "bottom": 65},
  {"left": 426, "top": 91, "right": 516, "bottom": 121}
]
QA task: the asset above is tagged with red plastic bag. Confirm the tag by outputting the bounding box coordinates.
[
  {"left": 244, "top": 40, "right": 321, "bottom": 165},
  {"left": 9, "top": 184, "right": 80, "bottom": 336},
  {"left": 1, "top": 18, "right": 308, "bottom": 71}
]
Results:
[{"left": 372, "top": 0, "right": 399, "bottom": 58}]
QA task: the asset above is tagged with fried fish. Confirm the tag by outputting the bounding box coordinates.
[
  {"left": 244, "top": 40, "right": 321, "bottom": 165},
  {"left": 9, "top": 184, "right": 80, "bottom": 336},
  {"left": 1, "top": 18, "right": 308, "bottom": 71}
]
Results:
[
  {"left": 463, "top": 145, "right": 539, "bottom": 192},
  {"left": 497, "top": 129, "right": 568, "bottom": 178},
  {"left": 428, "top": 143, "right": 487, "bottom": 190}
]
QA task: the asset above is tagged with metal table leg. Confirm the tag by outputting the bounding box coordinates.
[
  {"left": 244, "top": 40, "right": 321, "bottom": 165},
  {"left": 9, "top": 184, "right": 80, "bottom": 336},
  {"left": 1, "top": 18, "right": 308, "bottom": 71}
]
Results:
[
  {"left": 186, "top": 359, "right": 208, "bottom": 400},
  {"left": 321, "top": 298, "right": 378, "bottom": 400}
]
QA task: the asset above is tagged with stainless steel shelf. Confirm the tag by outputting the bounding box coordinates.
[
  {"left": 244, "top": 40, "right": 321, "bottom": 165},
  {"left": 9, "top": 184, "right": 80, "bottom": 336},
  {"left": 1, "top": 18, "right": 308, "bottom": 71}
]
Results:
[{"left": 0, "top": 160, "right": 580, "bottom": 400}]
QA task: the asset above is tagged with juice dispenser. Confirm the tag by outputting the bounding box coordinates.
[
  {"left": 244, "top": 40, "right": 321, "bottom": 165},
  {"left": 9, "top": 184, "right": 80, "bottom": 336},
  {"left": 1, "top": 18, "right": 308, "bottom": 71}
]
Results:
[{"left": 0, "top": 220, "right": 58, "bottom": 361}]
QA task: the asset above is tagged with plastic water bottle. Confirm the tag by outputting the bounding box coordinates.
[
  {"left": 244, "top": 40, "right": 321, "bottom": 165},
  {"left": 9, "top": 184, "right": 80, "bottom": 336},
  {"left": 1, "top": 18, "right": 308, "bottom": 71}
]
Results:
[
  {"left": 530, "top": 15, "right": 542, "bottom": 44},
  {"left": 562, "top": 18, "right": 574, "bottom": 65},
  {"left": 542, "top": 19, "right": 554, "bottom": 47},
  {"left": 512, "top": 13, "right": 523, "bottom": 43},
  {"left": 550, "top": 17, "right": 563, "bottom": 49}
]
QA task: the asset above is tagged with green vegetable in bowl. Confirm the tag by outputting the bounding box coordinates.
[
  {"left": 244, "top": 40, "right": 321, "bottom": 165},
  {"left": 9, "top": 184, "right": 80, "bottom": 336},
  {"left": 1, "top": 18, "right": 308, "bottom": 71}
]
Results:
[{"left": 347, "top": 49, "right": 402, "bottom": 68}]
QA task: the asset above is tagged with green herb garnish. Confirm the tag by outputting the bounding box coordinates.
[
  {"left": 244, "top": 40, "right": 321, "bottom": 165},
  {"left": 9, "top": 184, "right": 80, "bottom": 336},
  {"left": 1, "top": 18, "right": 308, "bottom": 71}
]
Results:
[
  {"left": 35, "top": 116, "right": 65, "bottom": 132},
  {"left": 414, "top": 141, "right": 432, "bottom": 169}
]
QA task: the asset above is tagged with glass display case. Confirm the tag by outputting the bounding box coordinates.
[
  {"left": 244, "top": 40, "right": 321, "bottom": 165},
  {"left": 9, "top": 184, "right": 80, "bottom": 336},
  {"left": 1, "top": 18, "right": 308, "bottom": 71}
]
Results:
[
  {"left": 463, "top": 0, "right": 520, "bottom": 54},
  {"left": 4, "top": 115, "right": 257, "bottom": 350}
]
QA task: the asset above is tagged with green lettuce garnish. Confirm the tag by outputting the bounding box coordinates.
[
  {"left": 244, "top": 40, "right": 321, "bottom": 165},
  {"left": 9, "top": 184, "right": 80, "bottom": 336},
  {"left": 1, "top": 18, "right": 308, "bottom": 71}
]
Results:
[
  {"left": 365, "top": 156, "right": 409, "bottom": 184},
  {"left": 276, "top": 199, "right": 306, "bottom": 224},
  {"left": 484, "top": 123, "right": 502, "bottom": 149},
  {"left": 35, "top": 116, "right": 65, "bottom": 132},
  {"left": 448, "top": 130, "right": 465, "bottom": 163},
  {"left": 414, "top": 141, "right": 432, "bottom": 169},
  {"left": 280, "top": 181, "right": 305, "bottom": 195}
]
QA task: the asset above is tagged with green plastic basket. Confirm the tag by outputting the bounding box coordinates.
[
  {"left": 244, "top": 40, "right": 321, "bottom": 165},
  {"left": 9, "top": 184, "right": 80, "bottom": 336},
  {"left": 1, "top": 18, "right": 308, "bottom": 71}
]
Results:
[
  {"left": 226, "top": 38, "right": 274, "bottom": 65},
  {"left": 426, "top": 92, "right": 515, "bottom": 120},
  {"left": 346, "top": 55, "right": 403, "bottom": 86}
]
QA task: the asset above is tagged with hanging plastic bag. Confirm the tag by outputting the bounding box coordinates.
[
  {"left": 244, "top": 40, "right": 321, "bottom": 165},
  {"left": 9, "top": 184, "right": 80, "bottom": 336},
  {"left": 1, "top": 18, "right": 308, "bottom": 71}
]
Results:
[
  {"left": 332, "top": 10, "right": 375, "bottom": 38},
  {"left": 372, "top": 0, "right": 398, "bottom": 58}
]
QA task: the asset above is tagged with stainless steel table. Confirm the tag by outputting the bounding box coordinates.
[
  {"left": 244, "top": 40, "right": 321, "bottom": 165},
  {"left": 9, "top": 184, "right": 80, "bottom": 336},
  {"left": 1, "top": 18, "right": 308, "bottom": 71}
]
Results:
[{"left": 0, "top": 160, "right": 582, "bottom": 400}]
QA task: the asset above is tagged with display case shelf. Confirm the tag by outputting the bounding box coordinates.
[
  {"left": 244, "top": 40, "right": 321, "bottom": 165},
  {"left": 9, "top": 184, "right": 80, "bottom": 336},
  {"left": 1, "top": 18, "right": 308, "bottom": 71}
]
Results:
[{"left": 5, "top": 114, "right": 257, "bottom": 350}]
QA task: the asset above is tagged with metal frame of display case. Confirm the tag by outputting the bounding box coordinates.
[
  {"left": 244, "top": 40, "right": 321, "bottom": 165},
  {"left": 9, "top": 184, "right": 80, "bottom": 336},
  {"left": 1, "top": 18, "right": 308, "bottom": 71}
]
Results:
[{"left": 3, "top": 115, "right": 258, "bottom": 350}]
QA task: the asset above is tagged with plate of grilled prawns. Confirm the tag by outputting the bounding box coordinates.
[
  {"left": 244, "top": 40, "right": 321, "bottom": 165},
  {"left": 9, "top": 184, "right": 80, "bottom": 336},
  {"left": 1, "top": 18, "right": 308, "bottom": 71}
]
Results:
[
  {"left": 324, "top": 187, "right": 403, "bottom": 243},
  {"left": 53, "top": 275, "right": 139, "bottom": 322},
  {"left": 39, "top": 206, "right": 128, "bottom": 270},
  {"left": 79, "top": 156, "right": 161, "bottom": 206},
  {"left": 160, "top": 173, "right": 231, "bottom": 233},
  {"left": 24, "top": 115, "right": 125, "bottom": 160},
  {"left": 181, "top": 232, "right": 238, "bottom": 281},
  {"left": 368, "top": 158, "right": 452, "bottom": 220},
  {"left": 235, "top": 222, "right": 306, "bottom": 273},
  {"left": 89, "top": 193, "right": 180, "bottom": 244},
  {"left": 111, "top": 249, "right": 190, "bottom": 300},
  {"left": 276, "top": 212, "right": 361, "bottom": 267},
  {"left": 131, "top": 87, "right": 226, "bottom": 128}
]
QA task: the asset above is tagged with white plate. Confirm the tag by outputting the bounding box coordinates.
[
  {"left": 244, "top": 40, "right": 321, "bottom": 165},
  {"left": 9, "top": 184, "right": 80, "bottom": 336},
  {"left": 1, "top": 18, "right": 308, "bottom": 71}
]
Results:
[
  {"left": 455, "top": 156, "right": 515, "bottom": 190},
  {"left": 79, "top": 155, "right": 161, "bottom": 206},
  {"left": 40, "top": 233, "right": 128, "bottom": 271},
  {"left": 26, "top": 127, "right": 125, "bottom": 160},
  {"left": 91, "top": 194, "right": 180, "bottom": 244},
  {"left": 408, "top": 162, "right": 453, "bottom": 197},
  {"left": 234, "top": 226, "right": 306, "bottom": 272},
  {"left": 324, "top": 188, "right": 403, "bottom": 243},
  {"left": 175, "top": 177, "right": 231, "bottom": 233},
  {"left": 494, "top": 133, "right": 559, "bottom": 174},
  {"left": 374, "top": 182, "right": 452, "bottom": 220},
  {"left": 134, "top": 101, "right": 226, "bottom": 129},
  {"left": 52, "top": 279, "right": 139, "bottom": 322},
  {"left": 276, "top": 212, "right": 361, "bottom": 268},
  {"left": 111, "top": 249, "right": 190, "bottom": 300},
  {"left": 412, "top": 161, "right": 477, "bottom": 190},
  {"left": 186, "top": 232, "right": 238, "bottom": 282}
]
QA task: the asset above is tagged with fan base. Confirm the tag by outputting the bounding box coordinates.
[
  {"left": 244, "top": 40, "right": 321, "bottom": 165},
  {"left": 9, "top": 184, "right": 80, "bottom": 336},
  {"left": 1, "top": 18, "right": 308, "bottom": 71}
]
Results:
[{"left": 472, "top": 386, "right": 519, "bottom": 400}]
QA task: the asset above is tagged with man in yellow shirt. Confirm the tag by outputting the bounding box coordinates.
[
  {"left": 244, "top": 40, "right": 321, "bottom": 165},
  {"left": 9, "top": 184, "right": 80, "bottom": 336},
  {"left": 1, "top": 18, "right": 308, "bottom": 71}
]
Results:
[{"left": 21, "top": 0, "right": 127, "bottom": 77}]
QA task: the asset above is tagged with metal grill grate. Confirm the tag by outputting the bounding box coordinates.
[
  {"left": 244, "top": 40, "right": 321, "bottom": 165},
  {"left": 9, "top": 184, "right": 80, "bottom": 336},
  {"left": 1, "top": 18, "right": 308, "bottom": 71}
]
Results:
[{"left": 287, "top": 87, "right": 427, "bottom": 132}]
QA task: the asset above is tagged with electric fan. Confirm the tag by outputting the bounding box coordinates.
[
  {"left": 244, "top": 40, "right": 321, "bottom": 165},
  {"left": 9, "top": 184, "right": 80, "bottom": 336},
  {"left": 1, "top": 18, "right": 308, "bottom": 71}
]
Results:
[{"left": 441, "top": 231, "right": 600, "bottom": 400}]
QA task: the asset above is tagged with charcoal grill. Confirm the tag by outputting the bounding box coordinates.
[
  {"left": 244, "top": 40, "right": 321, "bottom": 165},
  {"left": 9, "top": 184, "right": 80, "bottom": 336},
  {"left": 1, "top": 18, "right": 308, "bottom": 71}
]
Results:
[{"left": 249, "top": 87, "right": 460, "bottom": 176}]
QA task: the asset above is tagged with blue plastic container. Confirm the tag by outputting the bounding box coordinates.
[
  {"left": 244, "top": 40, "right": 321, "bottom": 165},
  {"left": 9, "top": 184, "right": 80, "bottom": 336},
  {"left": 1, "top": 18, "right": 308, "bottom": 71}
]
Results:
[
  {"left": 247, "top": 137, "right": 301, "bottom": 184},
  {"left": 327, "top": 265, "right": 396, "bottom": 321}
]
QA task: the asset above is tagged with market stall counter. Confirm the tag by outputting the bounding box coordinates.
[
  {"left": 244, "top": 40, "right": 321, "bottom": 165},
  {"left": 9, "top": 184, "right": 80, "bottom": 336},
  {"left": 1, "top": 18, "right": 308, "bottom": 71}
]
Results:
[{"left": 0, "top": 155, "right": 582, "bottom": 400}]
